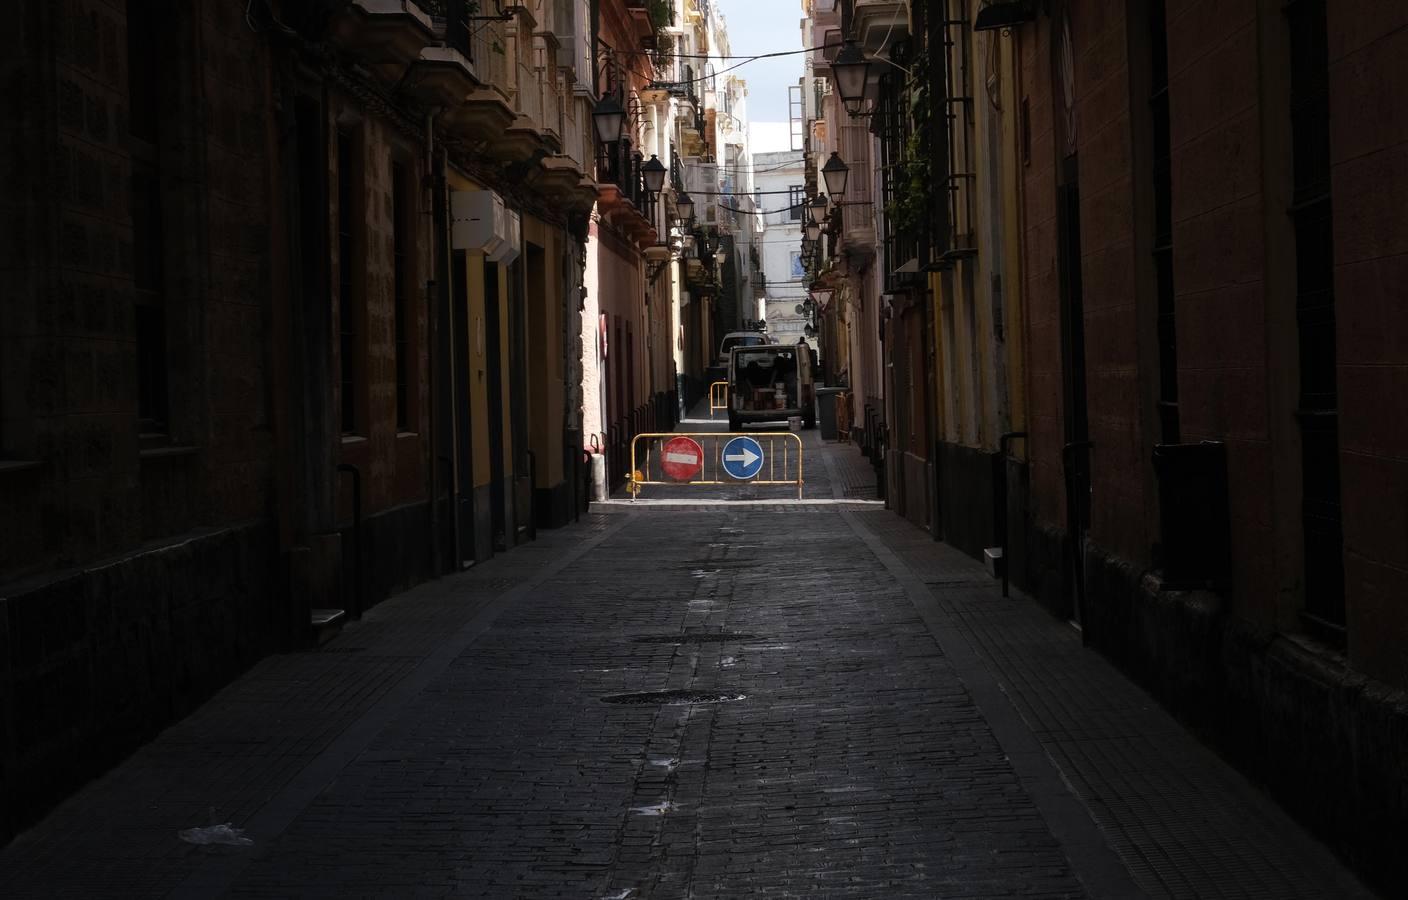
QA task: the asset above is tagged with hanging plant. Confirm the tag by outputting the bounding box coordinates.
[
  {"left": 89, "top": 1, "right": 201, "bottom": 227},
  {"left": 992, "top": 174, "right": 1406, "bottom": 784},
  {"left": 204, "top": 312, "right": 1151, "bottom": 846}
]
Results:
[
  {"left": 884, "top": 54, "right": 933, "bottom": 242},
  {"left": 652, "top": 32, "right": 674, "bottom": 69},
  {"left": 645, "top": 0, "right": 675, "bottom": 70},
  {"left": 646, "top": 0, "right": 673, "bottom": 29}
]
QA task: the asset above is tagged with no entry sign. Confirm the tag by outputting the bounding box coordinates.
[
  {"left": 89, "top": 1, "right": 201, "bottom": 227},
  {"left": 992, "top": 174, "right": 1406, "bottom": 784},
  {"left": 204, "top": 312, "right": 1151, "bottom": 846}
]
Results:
[{"left": 660, "top": 436, "right": 705, "bottom": 482}]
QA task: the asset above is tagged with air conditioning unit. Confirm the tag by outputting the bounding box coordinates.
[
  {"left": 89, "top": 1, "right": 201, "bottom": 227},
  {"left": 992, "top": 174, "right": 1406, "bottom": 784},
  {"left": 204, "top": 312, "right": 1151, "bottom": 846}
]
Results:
[
  {"left": 489, "top": 209, "right": 521, "bottom": 266},
  {"left": 451, "top": 190, "right": 508, "bottom": 258}
]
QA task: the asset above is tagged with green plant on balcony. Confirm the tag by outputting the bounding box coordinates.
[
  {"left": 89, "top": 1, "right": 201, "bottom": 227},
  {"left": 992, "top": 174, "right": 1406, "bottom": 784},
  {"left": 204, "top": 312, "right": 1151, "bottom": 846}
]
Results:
[
  {"left": 419, "top": 0, "right": 480, "bottom": 17},
  {"left": 652, "top": 33, "right": 675, "bottom": 69},
  {"left": 884, "top": 57, "right": 933, "bottom": 243},
  {"left": 645, "top": 0, "right": 674, "bottom": 69},
  {"left": 646, "top": 0, "right": 673, "bottom": 30}
]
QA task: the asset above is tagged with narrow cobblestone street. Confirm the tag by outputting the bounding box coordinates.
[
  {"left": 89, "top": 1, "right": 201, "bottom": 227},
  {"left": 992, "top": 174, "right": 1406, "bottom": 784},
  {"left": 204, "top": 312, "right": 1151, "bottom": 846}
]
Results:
[{"left": 0, "top": 434, "right": 1377, "bottom": 898}]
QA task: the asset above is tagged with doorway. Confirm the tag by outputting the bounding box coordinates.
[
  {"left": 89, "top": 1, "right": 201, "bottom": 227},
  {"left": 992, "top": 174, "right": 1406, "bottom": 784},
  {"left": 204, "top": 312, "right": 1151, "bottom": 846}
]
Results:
[
  {"left": 1057, "top": 154, "right": 1091, "bottom": 628},
  {"left": 484, "top": 260, "right": 506, "bottom": 551}
]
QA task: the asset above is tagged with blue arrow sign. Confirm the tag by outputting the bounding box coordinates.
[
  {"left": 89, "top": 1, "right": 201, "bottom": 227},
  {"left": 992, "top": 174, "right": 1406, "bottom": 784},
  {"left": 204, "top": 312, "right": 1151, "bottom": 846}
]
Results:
[{"left": 721, "top": 436, "right": 765, "bottom": 481}]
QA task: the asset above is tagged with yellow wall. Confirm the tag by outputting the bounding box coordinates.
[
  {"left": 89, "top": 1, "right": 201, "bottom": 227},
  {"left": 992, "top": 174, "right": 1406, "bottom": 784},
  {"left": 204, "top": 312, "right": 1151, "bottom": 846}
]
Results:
[
  {"left": 998, "top": 24, "right": 1028, "bottom": 457},
  {"left": 445, "top": 171, "right": 488, "bottom": 491},
  {"left": 498, "top": 259, "right": 513, "bottom": 481},
  {"left": 523, "top": 215, "right": 565, "bottom": 488},
  {"left": 445, "top": 169, "right": 520, "bottom": 491}
]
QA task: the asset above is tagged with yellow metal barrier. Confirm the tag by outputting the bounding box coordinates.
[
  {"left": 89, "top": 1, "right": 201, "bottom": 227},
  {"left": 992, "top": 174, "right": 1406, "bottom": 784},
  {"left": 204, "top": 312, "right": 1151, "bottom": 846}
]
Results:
[
  {"left": 630, "top": 432, "right": 805, "bottom": 500},
  {"left": 708, "top": 381, "right": 729, "bottom": 416}
]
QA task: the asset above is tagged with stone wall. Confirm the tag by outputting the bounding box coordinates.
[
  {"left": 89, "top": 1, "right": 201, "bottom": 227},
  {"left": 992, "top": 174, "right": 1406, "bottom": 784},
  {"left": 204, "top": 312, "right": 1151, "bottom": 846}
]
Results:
[
  {"left": 1079, "top": 546, "right": 1408, "bottom": 897},
  {"left": 0, "top": 523, "right": 281, "bottom": 843}
]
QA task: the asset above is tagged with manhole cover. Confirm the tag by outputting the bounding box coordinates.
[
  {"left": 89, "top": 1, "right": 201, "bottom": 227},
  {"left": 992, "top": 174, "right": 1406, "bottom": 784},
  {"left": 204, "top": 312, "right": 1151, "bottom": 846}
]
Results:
[
  {"left": 601, "top": 690, "right": 747, "bottom": 705},
  {"left": 631, "top": 633, "right": 760, "bottom": 644}
]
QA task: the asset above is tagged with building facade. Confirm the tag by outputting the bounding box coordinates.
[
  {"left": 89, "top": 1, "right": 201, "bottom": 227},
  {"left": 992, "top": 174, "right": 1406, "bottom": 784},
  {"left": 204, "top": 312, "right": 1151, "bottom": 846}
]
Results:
[
  {"left": 752, "top": 149, "right": 809, "bottom": 346},
  {"left": 580, "top": 0, "right": 755, "bottom": 490},
  {"left": 803, "top": 1, "right": 1408, "bottom": 894},
  {"left": 0, "top": 0, "right": 608, "bottom": 843}
]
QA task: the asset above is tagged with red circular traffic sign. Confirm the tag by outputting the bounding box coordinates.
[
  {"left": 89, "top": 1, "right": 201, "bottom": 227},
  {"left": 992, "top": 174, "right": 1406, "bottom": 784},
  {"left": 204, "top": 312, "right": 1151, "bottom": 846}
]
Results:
[{"left": 660, "top": 436, "right": 705, "bottom": 482}]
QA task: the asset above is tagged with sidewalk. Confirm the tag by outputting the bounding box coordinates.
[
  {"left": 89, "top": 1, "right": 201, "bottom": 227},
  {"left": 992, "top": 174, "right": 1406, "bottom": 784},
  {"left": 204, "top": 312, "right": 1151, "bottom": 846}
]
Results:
[{"left": 0, "top": 436, "right": 1377, "bottom": 898}]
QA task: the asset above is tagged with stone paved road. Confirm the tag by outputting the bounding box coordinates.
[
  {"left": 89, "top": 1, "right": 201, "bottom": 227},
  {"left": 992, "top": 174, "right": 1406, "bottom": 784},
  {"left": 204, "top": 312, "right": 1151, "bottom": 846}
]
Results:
[{"left": 0, "top": 441, "right": 1378, "bottom": 899}]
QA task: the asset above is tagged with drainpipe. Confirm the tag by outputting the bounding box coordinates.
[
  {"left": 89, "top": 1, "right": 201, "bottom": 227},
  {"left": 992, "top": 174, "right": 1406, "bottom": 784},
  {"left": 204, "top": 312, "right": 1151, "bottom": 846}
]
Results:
[
  {"left": 996, "top": 431, "right": 1027, "bottom": 598},
  {"left": 434, "top": 142, "right": 462, "bottom": 570},
  {"left": 424, "top": 108, "right": 444, "bottom": 574},
  {"left": 1063, "top": 439, "right": 1095, "bottom": 644}
]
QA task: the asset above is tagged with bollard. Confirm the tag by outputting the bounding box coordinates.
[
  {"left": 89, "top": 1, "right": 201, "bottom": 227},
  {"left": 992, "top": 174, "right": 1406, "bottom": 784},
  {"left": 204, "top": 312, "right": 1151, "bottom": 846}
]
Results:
[{"left": 590, "top": 452, "right": 607, "bottom": 501}]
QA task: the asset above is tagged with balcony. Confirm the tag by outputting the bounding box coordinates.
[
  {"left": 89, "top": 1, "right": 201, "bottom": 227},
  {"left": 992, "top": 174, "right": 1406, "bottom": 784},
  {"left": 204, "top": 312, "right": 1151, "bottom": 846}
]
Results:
[
  {"left": 812, "top": 27, "right": 842, "bottom": 76},
  {"left": 442, "top": 14, "right": 516, "bottom": 138},
  {"left": 536, "top": 37, "right": 565, "bottom": 148},
  {"left": 535, "top": 155, "right": 594, "bottom": 211},
  {"left": 837, "top": 122, "right": 876, "bottom": 254},
  {"left": 327, "top": 0, "right": 436, "bottom": 72},
  {"left": 851, "top": 0, "right": 907, "bottom": 54},
  {"left": 410, "top": 45, "right": 477, "bottom": 112},
  {"left": 490, "top": 20, "right": 554, "bottom": 163},
  {"left": 409, "top": 1, "right": 516, "bottom": 114},
  {"left": 596, "top": 141, "right": 659, "bottom": 248}
]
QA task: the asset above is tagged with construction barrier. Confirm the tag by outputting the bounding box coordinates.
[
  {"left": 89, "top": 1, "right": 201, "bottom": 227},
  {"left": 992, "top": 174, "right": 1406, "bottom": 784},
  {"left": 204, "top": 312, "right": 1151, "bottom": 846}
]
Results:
[
  {"left": 629, "top": 432, "right": 804, "bottom": 500},
  {"left": 836, "top": 390, "right": 853, "bottom": 442},
  {"left": 708, "top": 381, "right": 729, "bottom": 416}
]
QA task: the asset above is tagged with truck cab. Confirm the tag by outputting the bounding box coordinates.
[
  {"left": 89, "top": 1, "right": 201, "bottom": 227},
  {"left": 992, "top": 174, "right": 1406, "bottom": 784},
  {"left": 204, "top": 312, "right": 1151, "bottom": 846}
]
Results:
[{"left": 727, "top": 343, "right": 815, "bottom": 431}]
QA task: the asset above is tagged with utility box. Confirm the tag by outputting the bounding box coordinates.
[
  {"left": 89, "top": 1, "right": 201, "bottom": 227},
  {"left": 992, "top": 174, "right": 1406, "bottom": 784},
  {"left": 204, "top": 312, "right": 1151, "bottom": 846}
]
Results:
[
  {"left": 815, "top": 387, "right": 846, "bottom": 441},
  {"left": 450, "top": 190, "right": 521, "bottom": 265},
  {"left": 1153, "top": 441, "right": 1232, "bottom": 590}
]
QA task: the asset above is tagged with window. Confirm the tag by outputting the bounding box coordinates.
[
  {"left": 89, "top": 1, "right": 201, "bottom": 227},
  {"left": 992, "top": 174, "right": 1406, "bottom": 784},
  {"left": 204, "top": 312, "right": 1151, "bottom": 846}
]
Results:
[
  {"left": 128, "top": 0, "right": 167, "bottom": 437},
  {"left": 789, "top": 251, "right": 804, "bottom": 279},
  {"left": 1286, "top": 0, "right": 1343, "bottom": 632},
  {"left": 788, "top": 185, "right": 805, "bottom": 222},
  {"left": 877, "top": 66, "right": 919, "bottom": 290},
  {"left": 391, "top": 160, "right": 412, "bottom": 431},
  {"left": 337, "top": 131, "right": 362, "bottom": 435},
  {"left": 1149, "top": 0, "right": 1179, "bottom": 443}
]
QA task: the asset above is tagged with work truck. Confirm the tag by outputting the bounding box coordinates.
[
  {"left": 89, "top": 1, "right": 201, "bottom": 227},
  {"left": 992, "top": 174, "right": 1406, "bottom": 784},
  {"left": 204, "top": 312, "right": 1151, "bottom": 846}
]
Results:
[{"left": 726, "top": 342, "right": 816, "bottom": 431}]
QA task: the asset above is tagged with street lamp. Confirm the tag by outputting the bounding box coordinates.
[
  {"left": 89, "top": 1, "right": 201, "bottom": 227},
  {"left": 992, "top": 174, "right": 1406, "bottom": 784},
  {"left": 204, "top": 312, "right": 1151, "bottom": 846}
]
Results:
[
  {"left": 805, "top": 220, "right": 821, "bottom": 243},
  {"left": 822, "top": 152, "right": 849, "bottom": 198},
  {"left": 714, "top": 246, "right": 728, "bottom": 266},
  {"left": 807, "top": 194, "right": 829, "bottom": 226},
  {"left": 674, "top": 191, "right": 695, "bottom": 224},
  {"left": 592, "top": 94, "right": 627, "bottom": 144},
  {"left": 641, "top": 155, "right": 667, "bottom": 194},
  {"left": 974, "top": 0, "right": 1039, "bottom": 32},
  {"left": 832, "top": 42, "right": 871, "bottom": 116}
]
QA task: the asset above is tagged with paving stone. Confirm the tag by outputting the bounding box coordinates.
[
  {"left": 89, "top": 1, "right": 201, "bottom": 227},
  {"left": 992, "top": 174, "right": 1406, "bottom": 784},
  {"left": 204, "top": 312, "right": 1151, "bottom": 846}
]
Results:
[{"left": 0, "top": 437, "right": 1378, "bottom": 899}]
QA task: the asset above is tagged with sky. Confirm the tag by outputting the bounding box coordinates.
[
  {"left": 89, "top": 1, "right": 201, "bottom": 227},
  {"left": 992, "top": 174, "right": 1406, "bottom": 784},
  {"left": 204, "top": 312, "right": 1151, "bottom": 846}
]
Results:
[{"left": 714, "top": 0, "right": 806, "bottom": 150}]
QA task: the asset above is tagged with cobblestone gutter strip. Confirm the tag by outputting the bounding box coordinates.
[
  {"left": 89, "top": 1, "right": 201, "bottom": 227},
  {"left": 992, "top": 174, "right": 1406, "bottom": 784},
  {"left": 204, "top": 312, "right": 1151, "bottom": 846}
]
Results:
[{"left": 840, "top": 509, "right": 1148, "bottom": 900}]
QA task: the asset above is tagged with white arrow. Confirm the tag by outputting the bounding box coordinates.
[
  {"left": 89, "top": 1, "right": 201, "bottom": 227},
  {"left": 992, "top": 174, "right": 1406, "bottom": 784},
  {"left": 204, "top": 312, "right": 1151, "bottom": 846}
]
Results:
[{"left": 725, "top": 447, "right": 760, "bottom": 468}]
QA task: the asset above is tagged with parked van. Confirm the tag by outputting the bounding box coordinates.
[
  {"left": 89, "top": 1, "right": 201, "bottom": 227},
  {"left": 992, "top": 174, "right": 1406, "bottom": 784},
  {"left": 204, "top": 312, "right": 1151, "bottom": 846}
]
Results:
[
  {"left": 717, "top": 330, "right": 767, "bottom": 366},
  {"left": 727, "top": 342, "right": 815, "bottom": 431}
]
